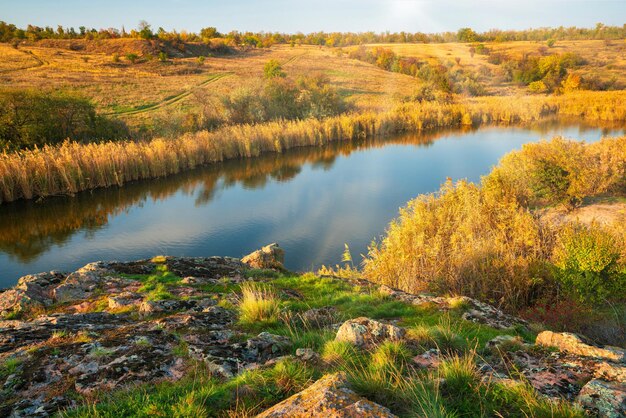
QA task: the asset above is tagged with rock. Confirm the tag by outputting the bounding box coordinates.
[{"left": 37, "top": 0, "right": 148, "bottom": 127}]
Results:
[
  {"left": 0, "top": 272, "right": 64, "bottom": 315},
  {"left": 242, "top": 243, "right": 285, "bottom": 270},
  {"left": 107, "top": 292, "right": 142, "bottom": 310},
  {"left": 577, "top": 379, "right": 626, "bottom": 418},
  {"left": 301, "top": 307, "right": 338, "bottom": 328},
  {"left": 53, "top": 262, "right": 114, "bottom": 303},
  {"left": 295, "top": 348, "right": 319, "bottom": 363},
  {"left": 536, "top": 331, "right": 625, "bottom": 363},
  {"left": 243, "top": 332, "right": 291, "bottom": 363},
  {"left": 255, "top": 373, "right": 397, "bottom": 418},
  {"left": 594, "top": 362, "right": 626, "bottom": 381},
  {"left": 335, "top": 317, "right": 405, "bottom": 348},
  {"left": 413, "top": 349, "right": 441, "bottom": 369},
  {"left": 485, "top": 335, "right": 524, "bottom": 351},
  {"left": 165, "top": 256, "right": 246, "bottom": 279},
  {"left": 378, "top": 285, "right": 527, "bottom": 330},
  {"left": 138, "top": 298, "right": 217, "bottom": 315}
]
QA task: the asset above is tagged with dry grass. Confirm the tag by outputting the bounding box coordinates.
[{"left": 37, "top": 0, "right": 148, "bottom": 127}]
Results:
[
  {"left": 238, "top": 282, "right": 281, "bottom": 325},
  {"left": 2, "top": 39, "right": 624, "bottom": 127},
  {"left": 357, "top": 39, "right": 626, "bottom": 95},
  {"left": 1, "top": 91, "right": 624, "bottom": 204}
]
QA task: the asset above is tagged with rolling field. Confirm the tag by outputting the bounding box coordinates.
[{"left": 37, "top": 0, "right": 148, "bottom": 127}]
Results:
[
  {"left": 2, "top": 39, "right": 624, "bottom": 129},
  {"left": 0, "top": 42, "right": 423, "bottom": 128}
]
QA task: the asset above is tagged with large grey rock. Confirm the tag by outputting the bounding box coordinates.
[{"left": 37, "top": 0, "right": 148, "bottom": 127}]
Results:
[
  {"left": 536, "top": 331, "right": 625, "bottom": 363},
  {"left": 577, "top": 379, "right": 626, "bottom": 418},
  {"left": 335, "top": 317, "right": 405, "bottom": 348},
  {"left": 0, "top": 272, "right": 64, "bottom": 315},
  {"left": 242, "top": 243, "right": 285, "bottom": 269},
  {"left": 256, "top": 373, "right": 397, "bottom": 418}
]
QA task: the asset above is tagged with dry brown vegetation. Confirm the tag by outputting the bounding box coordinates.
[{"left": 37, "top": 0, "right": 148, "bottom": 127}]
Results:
[
  {"left": 4, "top": 39, "right": 623, "bottom": 130},
  {"left": 1, "top": 91, "right": 625, "bottom": 203}
]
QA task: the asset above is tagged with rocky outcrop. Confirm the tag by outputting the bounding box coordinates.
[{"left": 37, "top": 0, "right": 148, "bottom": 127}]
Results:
[
  {"left": 378, "top": 285, "right": 527, "bottom": 330},
  {"left": 256, "top": 373, "right": 397, "bottom": 418},
  {"left": 335, "top": 317, "right": 405, "bottom": 348},
  {"left": 0, "top": 272, "right": 64, "bottom": 315},
  {"left": 0, "top": 252, "right": 291, "bottom": 417},
  {"left": 242, "top": 243, "right": 285, "bottom": 270},
  {"left": 536, "top": 331, "right": 625, "bottom": 363},
  {"left": 577, "top": 379, "right": 626, "bottom": 418}
]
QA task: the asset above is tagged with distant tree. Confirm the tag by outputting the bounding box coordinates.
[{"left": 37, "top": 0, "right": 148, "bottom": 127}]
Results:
[
  {"left": 137, "top": 20, "right": 153, "bottom": 40},
  {"left": 197, "top": 55, "right": 205, "bottom": 65},
  {"left": 200, "top": 27, "right": 220, "bottom": 43},
  {"left": 158, "top": 51, "right": 167, "bottom": 62},
  {"left": 546, "top": 38, "right": 556, "bottom": 48},
  {"left": 457, "top": 27, "right": 478, "bottom": 42},
  {"left": 263, "top": 59, "right": 286, "bottom": 79}
]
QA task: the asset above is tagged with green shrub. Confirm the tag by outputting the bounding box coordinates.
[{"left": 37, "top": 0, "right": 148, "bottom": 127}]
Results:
[
  {"left": 0, "top": 88, "right": 128, "bottom": 150},
  {"left": 553, "top": 223, "right": 625, "bottom": 305},
  {"left": 263, "top": 59, "right": 285, "bottom": 79}
]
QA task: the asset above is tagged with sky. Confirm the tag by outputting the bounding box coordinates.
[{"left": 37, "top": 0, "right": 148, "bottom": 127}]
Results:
[{"left": 1, "top": 0, "right": 625, "bottom": 34}]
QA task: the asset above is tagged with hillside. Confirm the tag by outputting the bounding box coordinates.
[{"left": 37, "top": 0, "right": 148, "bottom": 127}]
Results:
[{"left": 2, "top": 38, "right": 625, "bottom": 133}]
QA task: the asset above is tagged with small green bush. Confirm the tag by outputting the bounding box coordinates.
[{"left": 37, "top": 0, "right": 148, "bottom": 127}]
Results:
[{"left": 553, "top": 223, "right": 625, "bottom": 305}]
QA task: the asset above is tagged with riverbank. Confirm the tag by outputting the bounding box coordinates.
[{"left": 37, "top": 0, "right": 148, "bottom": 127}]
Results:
[
  {"left": 1, "top": 91, "right": 625, "bottom": 204},
  {"left": 0, "top": 245, "right": 624, "bottom": 417}
]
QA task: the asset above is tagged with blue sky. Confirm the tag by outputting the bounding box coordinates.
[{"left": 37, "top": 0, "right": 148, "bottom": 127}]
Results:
[{"left": 2, "top": 0, "right": 625, "bottom": 33}]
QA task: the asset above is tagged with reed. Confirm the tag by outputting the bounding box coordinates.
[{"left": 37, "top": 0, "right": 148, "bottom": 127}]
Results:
[{"left": 1, "top": 91, "right": 625, "bottom": 203}]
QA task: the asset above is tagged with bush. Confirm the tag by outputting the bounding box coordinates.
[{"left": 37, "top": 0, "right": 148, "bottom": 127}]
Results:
[
  {"left": 488, "top": 137, "right": 626, "bottom": 207},
  {"left": 364, "top": 179, "right": 549, "bottom": 310},
  {"left": 263, "top": 59, "right": 285, "bottom": 79},
  {"left": 0, "top": 88, "right": 128, "bottom": 149},
  {"left": 553, "top": 223, "right": 625, "bottom": 305}
]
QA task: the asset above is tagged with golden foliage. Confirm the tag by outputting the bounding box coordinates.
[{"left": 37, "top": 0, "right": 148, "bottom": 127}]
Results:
[{"left": 1, "top": 91, "right": 625, "bottom": 203}]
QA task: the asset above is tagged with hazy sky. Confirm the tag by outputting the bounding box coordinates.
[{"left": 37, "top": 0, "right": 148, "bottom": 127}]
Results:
[{"left": 2, "top": 0, "right": 625, "bottom": 33}]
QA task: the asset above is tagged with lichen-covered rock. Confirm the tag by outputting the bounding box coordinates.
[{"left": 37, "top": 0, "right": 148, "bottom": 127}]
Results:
[
  {"left": 138, "top": 298, "right": 217, "bottom": 315},
  {"left": 378, "top": 285, "right": 527, "bottom": 330},
  {"left": 301, "top": 306, "right": 338, "bottom": 328},
  {"left": 413, "top": 349, "right": 441, "bottom": 369},
  {"left": 335, "top": 317, "right": 405, "bottom": 348},
  {"left": 0, "top": 271, "right": 64, "bottom": 316},
  {"left": 255, "top": 373, "right": 397, "bottom": 418},
  {"left": 242, "top": 243, "right": 285, "bottom": 269},
  {"left": 107, "top": 292, "right": 142, "bottom": 310},
  {"left": 536, "top": 331, "right": 625, "bottom": 363},
  {"left": 594, "top": 362, "right": 626, "bottom": 381},
  {"left": 577, "top": 379, "right": 626, "bottom": 418},
  {"left": 485, "top": 335, "right": 524, "bottom": 351},
  {"left": 296, "top": 348, "right": 320, "bottom": 363},
  {"left": 243, "top": 332, "right": 291, "bottom": 363}
]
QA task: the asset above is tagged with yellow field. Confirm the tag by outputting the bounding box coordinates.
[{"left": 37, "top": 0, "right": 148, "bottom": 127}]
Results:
[
  {"left": 0, "top": 43, "right": 422, "bottom": 127},
  {"left": 358, "top": 39, "right": 626, "bottom": 95},
  {"left": 2, "top": 39, "right": 624, "bottom": 128}
]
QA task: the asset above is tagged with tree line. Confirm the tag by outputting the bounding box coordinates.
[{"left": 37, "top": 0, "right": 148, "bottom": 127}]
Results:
[{"left": 1, "top": 21, "right": 624, "bottom": 47}]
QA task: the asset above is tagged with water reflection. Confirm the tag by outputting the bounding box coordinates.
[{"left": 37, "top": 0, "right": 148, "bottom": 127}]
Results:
[
  {"left": 0, "top": 120, "right": 623, "bottom": 286},
  {"left": 0, "top": 129, "right": 451, "bottom": 263}
]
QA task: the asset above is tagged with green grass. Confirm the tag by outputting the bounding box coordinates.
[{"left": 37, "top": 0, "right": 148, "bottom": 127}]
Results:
[
  {"left": 59, "top": 272, "right": 580, "bottom": 417},
  {"left": 0, "top": 357, "right": 22, "bottom": 379}
]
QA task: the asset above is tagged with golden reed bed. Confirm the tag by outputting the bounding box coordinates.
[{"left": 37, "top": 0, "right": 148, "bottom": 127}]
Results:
[{"left": 1, "top": 91, "right": 625, "bottom": 204}]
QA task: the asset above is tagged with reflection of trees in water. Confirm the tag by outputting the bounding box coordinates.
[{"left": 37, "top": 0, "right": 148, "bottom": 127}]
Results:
[{"left": 0, "top": 121, "right": 621, "bottom": 263}]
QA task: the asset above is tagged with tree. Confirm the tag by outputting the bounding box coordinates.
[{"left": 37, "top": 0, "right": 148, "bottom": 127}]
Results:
[
  {"left": 137, "top": 20, "right": 153, "bottom": 40},
  {"left": 200, "top": 27, "right": 220, "bottom": 43},
  {"left": 263, "top": 60, "right": 285, "bottom": 79},
  {"left": 457, "top": 27, "right": 478, "bottom": 43}
]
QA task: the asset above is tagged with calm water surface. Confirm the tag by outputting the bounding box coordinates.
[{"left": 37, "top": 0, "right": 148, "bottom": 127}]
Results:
[{"left": 1, "top": 122, "right": 624, "bottom": 288}]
